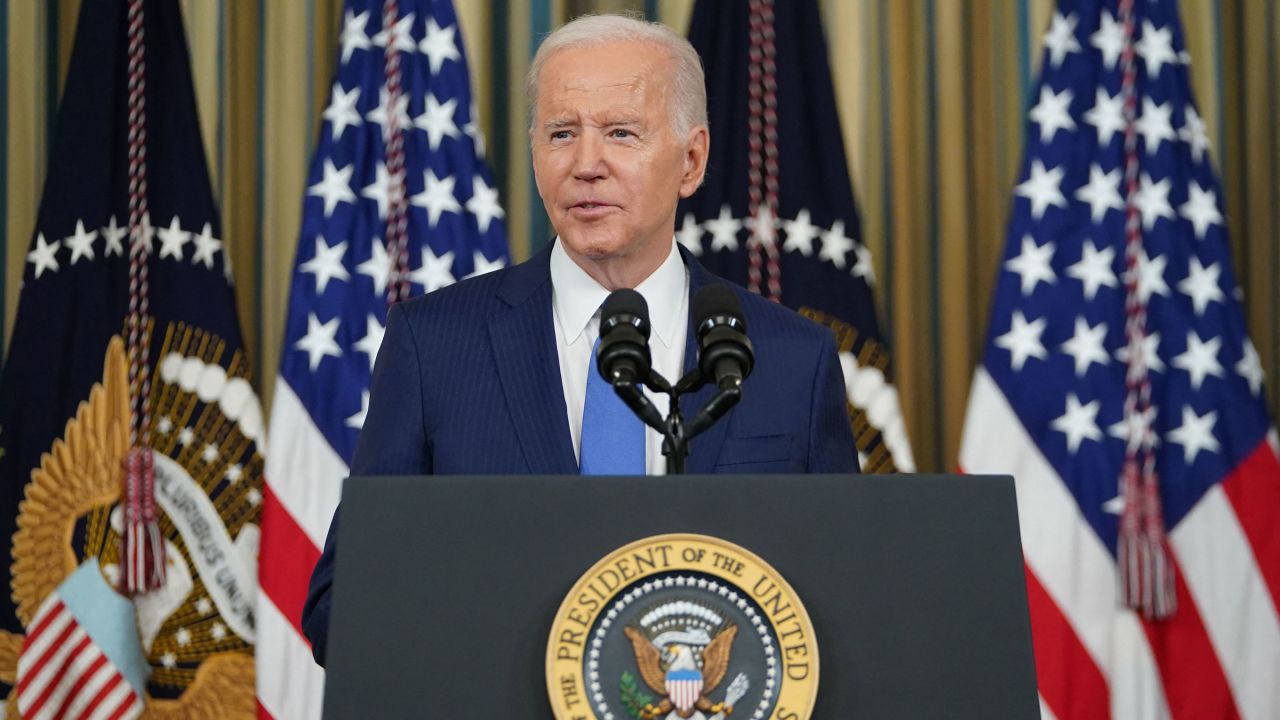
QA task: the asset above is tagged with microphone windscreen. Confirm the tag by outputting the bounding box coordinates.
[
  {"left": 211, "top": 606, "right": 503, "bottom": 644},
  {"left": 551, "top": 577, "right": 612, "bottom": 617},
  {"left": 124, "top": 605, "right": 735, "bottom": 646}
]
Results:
[
  {"left": 692, "top": 284, "right": 746, "bottom": 334},
  {"left": 601, "top": 288, "right": 649, "bottom": 325}
]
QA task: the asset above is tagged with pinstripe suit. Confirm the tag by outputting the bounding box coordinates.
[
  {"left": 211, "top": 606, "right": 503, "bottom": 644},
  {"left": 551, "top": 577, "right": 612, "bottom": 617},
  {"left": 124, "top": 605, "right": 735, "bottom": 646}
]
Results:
[{"left": 302, "top": 242, "right": 858, "bottom": 664}]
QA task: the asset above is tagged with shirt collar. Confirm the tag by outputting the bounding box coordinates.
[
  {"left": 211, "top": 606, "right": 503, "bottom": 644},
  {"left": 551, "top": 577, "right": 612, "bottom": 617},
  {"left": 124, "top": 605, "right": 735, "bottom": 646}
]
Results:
[{"left": 550, "top": 237, "right": 687, "bottom": 348}]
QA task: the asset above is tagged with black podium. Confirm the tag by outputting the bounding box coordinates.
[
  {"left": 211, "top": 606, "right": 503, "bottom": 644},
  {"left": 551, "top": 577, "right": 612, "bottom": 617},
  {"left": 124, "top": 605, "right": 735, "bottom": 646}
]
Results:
[{"left": 321, "top": 474, "right": 1039, "bottom": 718}]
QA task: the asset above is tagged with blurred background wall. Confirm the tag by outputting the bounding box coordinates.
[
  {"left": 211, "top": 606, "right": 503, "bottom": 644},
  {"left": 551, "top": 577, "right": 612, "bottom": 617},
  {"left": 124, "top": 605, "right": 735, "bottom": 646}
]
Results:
[{"left": 3, "top": 0, "right": 1276, "bottom": 472}]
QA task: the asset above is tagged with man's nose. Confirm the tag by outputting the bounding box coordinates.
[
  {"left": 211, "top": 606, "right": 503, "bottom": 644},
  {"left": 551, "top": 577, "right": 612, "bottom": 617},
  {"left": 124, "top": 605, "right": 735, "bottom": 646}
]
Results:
[{"left": 572, "top": 133, "right": 607, "bottom": 181}]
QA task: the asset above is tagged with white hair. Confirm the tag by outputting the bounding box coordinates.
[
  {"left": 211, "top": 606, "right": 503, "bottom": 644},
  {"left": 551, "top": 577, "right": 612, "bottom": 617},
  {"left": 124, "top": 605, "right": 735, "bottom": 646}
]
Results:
[{"left": 526, "top": 14, "right": 708, "bottom": 138}]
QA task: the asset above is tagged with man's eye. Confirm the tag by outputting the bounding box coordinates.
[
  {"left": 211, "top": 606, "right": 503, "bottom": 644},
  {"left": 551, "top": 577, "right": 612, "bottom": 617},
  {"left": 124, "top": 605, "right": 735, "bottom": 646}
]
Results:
[
  {"left": 610, "top": 129, "right": 633, "bottom": 139},
  {"left": 550, "top": 130, "right": 571, "bottom": 141}
]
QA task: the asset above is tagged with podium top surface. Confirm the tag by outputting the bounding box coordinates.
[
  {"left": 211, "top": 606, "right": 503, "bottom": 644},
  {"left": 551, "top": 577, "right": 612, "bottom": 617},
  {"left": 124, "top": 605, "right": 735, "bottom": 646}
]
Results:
[{"left": 323, "top": 473, "right": 1038, "bottom": 719}]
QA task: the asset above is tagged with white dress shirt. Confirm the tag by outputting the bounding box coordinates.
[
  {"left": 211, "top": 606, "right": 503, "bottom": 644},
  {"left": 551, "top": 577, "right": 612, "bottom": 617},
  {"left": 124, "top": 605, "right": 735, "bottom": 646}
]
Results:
[{"left": 550, "top": 238, "right": 689, "bottom": 475}]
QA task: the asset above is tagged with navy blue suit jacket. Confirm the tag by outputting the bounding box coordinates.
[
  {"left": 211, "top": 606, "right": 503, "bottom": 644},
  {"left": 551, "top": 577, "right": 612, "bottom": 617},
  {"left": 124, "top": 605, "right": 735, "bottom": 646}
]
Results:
[{"left": 301, "top": 243, "right": 858, "bottom": 665}]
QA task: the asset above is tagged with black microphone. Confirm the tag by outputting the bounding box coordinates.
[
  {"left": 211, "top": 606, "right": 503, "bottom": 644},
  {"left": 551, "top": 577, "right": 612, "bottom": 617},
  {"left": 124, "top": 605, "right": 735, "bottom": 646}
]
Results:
[
  {"left": 597, "top": 289, "right": 664, "bottom": 431},
  {"left": 692, "top": 284, "right": 754, "bottom": 391}
]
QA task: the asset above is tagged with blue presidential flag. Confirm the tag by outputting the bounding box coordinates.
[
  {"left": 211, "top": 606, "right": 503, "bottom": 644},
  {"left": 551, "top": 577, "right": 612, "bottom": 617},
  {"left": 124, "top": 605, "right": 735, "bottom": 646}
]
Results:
[
  {"left": 680, "top": 0, "right": 912, "bottom": 472},
  {"left": 258, "top": 2, "right": 508, "bottom": 717},
  {"left": 0, "top": 0, "right": 261, "bottom": 715}
]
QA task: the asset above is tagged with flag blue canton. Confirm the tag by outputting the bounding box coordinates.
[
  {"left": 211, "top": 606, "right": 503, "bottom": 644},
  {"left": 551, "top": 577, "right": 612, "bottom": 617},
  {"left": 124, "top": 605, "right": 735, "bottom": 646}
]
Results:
[
  {"left": 280, "top": 0, "right": 508, "bottom": 462},
  {"left": 983, "top": 0, "right": 1271, "bottom": 554}
]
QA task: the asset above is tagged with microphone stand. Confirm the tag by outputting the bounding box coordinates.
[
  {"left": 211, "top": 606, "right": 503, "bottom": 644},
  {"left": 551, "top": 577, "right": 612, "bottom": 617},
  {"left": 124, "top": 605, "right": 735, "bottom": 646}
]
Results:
[{"left": 622, "top": 368, "right": 744, "bottom": 475}]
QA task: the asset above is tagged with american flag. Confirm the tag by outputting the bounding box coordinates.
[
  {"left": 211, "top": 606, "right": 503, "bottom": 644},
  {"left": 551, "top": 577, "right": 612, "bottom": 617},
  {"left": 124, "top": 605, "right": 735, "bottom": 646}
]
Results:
[
  {"left": 959, "top": 1, "right": 1280, "bottom": 718},
  {"left": 680, "top": 0, "right": 912, "bottom": 473},
  {"left": 256, "top": 0, "right": 508, "bottom": 716}
]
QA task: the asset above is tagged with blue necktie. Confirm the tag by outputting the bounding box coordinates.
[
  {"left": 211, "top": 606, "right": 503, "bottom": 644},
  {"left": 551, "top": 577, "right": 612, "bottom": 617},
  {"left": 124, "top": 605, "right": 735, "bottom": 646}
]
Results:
[{"left": 580, "top": 337, "right": 646, "bottom": 475}]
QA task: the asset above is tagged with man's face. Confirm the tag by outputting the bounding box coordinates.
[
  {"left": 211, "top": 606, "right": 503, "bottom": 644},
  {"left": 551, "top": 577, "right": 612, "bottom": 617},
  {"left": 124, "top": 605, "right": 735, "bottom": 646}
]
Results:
[{"left": 531, "top": 40, "right": 707, "bottom": 276}]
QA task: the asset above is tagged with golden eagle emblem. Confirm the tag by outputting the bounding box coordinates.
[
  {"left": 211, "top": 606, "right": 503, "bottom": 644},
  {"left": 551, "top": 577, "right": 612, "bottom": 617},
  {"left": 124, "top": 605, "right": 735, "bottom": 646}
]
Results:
[{"left": 624, "top": 622, "right": 739, "bottom": 719}]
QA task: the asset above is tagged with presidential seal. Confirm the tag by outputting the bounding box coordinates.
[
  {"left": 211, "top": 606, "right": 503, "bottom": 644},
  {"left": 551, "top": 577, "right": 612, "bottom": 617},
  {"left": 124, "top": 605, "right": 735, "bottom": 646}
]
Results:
[{"left": 547, "top": 534, "right": 818, "bottom": 720}]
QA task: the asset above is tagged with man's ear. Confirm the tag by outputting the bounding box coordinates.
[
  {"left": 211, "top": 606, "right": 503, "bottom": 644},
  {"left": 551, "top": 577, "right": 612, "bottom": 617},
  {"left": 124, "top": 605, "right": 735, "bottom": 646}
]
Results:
[{"left": 678, "top": 125, "right": 710, "bottom": 198}]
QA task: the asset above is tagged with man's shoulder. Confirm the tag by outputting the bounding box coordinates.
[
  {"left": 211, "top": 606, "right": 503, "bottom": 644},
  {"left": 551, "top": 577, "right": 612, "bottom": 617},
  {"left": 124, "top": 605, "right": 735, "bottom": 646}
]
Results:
[
  {"left": 394, "top": 253, "right": 549, "bottom": 325},
  {"left": 714, "top": 280, "right": 833, "bottom": 349}
]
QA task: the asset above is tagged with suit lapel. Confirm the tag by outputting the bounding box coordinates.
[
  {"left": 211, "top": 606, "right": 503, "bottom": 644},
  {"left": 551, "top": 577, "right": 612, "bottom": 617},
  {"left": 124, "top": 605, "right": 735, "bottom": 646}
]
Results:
[
  {"left": 488, "top": 247, "right": 578, "bottom": 475},
  {"left": 679, "top": 247, "right": 731, "bottom": 474}
]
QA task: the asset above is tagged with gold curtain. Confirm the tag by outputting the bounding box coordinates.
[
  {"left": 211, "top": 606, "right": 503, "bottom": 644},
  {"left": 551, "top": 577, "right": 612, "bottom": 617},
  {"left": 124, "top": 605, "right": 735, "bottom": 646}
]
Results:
[{"left": 5, "top": 0, "right": 1277, "bottom": 472}]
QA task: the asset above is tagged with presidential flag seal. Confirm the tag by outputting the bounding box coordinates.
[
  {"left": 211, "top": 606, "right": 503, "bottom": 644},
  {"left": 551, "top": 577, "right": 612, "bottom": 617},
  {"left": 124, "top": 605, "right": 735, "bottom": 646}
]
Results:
[{"left": 547, "top": 534, "right": 818, "bottom": 720}]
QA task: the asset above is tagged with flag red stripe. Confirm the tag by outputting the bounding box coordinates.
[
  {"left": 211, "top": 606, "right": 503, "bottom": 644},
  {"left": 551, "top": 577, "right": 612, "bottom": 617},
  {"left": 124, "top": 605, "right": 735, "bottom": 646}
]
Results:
[
  {"left": 24, "top": 600, "right": 66, "bottom": 647},
  {"left": 260, "top": 484, "right": 321, "bottom": 636},
  {"left": 71, "top": 671, "right": 124, "bottom": 720},
  {"left": 103, "top": 689, "right": 142, "bottom": 720},
  {"left": 1142, "top": 557, "right": 1240, "bottom": 720},
  {"left": 1218, "top": 440, "right": 1280, "bottom": 610},
  {"left": 258, "top": 698, "right": 276, "bottom": 719},
  {"left": 18, "top": 614, "right": 79, "bottom": 695},
  {"left": 1024, "top": 562, "right": 1111, "bottom": 720},
  {"left": 25, "top": 632, "right": 92, "bottom": 717},
  {"left": 51, "top": 653, "right": 109, "bottom": 720}
]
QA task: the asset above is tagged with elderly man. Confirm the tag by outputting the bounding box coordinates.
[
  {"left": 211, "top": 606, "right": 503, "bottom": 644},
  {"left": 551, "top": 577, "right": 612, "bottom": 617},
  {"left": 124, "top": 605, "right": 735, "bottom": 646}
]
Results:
[{"left": 302, "top": 14, "right": 858, "bottom": 665}]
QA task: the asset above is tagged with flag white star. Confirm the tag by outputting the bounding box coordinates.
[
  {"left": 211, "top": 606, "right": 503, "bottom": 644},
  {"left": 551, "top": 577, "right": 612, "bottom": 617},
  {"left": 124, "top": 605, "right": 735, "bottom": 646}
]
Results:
[
  {"left": 366, "top": 85, "right": 411, "bottom": 141},
  {"left": 781, "top": 209, "right": 819, "bottom": 256},
  {"left": 225, "top": 464, "right": 243, "bottom": 484},
  {"left": 1109, "top": 405, "right": 1158, "bottom": 453},
  {"left": 157, "top": 216, "right": 190, "bottom": 261},
  {"left": 1051, "top": 393, "right": 1103, "bottom": 453},
  {"left": 411, "top": 169, "right": 462, "bottom": 227},
  {"left": 178, "top": 427, "right": 195, "bottom": 447},
  {"left": 1179, "top": 105, "right": 1211, "bottom": 163},
  {"left": 465, "top": 175, "right": 505, "bottom": 233},
  {"left": 414, "top": 93, "right": 461, "bottom": 150},
  {"left": 131, "top": 212, "right": 156, "bottom": 255},
  {"left": 1067, "top": 240, "right": 1118, "bottom": 300},
  {"left": 420, "top": 18, "right": 461, "bottom": 75},
  {"left": 1173, "top": 331, "right": 1223, "bottom": 390},
  {"left": 852, "top": 244, "right": 876, "bottom": 285},
  {"left": 156, "top": 416, "right": 173, "bottom": 434},
  {"left": 1015, "top": 160, "right": 1067, "bottom": 220},
  {"left": 466, "top": 251, "right": 505, "bottom": 278},
  {"left": 102, "top": 215, "right": 127, "bottom": 256},
  {"left": 705, "top": 205, "right": 742, "bottom": 251},
  {"left": 195, "top": 598, "right": 213, "bottom": 615},
  {"left": 1136, "top": 20, "right": 1177, "bottom": 78},
  {"left": 323, "top": 83, "right": 362, "bottom": 140},
  {"left": 1060, "top": 316, "right": 1110, "bottom": 377},
  {"left": 1042, "top": 12, "right": 1082, "bottom": 68},
  {"left": 1091, "top": 10, "right": 1125, "bottom": 69},
  {"left": 1130, "top": 248, "right": 1171, "bottom": 304},
  {"left": 295, "top": 313, "right": 342, "bottom": 371},
  {"left": 1133, "top": 172, "right": 1174, "bottom": 230},
  {"left": 1135, "top": 97, "right": 1175, "bottom": 155},
  {"left": 1237, "top": 339, "right": 1265, "bottom": 395},
  {"left": 1179, "top": 181, "right": 1222, "bottom": 240},
  {"left": 201, "top": 443, "right": 219, "bottom": 464},
  {"left": 1074, "top": 164, "right": 1123, "bottom": 223},
  {"left": 1004, "top": 234, "right": 1057, "bottom": 295},
  {"left": 410, "top": 246, "right": 456, "bottom": 293},
  {"left": 372, "top": 11, "right": 416, "bottom": 54},
  {"left": 1028, "top": 86, "right": 1076, "bottom": 142},
  {"left": 26, "top": 233, "right": 60, "bottom": 278},
  {"left": 189, "top": 222, "right": 222, "bottom": 270},
  {"left": 346, "top": 390, "right": 371, "bottom": 429},
  {"left": 64, "top": 219, "right": 98, "bottom": 264},
  {"left": 361, "top": 163, "right": 401, "bottom": 220},
  {"left": 339, "top": 10, "right": 372, "bottom": 64},
  {"left": 1084, "top": 87, "right": 1126, "bottom": 146},
  {"left": 1177, "top": 257, "right": 1224, "bottom": 316},
  {"left": 300, "top": 235, "right": 350, "bottom": 293},
  {"left": 308, "top": 159, "right": 356, "bottom": 217},
  {"left": 1167, "top": 405, "right": 1220, "bottom": 463},
  {"left": 1115, "top": 330, "right": 1165, "bottom": 374},
  {"left": 819, "top": 220, "right": 855, "bottom": 268},
  {"left": 676, "top": 213, "right": 703, "bottom": 256},
  {"left": 175, "top": 628, "right": 192, "bottom": 647},
  {"left": 357, "top": 238, "right": 393, "bottom": 295},
  {"left": 210, "top": 622, "right": 227, "bottom": 642},
  {"left": 995, "top": 311, "right": 1048, "bottom": 371},
  {"left": 353, "top": 314, "right": 386, "bottom": 372},
  {"left": 746, "top": 204, "right": 779, "bottom": 247},
  {"left": 161, "top": 652, "right": 177, "bottom": 669}
]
